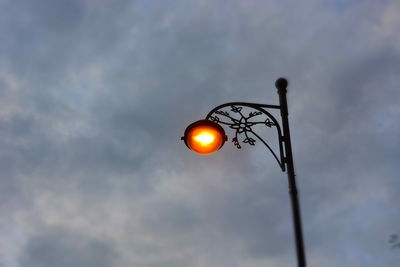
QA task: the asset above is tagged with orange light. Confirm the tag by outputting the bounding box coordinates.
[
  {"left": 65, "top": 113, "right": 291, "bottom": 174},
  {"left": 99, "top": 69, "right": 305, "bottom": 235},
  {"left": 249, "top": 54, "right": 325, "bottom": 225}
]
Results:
[
  {"left": 193, "top": 131, "right": 215, "bottom": 145},
  {"left": 182, "top": 120, "right": 226, "bottom": 155}
]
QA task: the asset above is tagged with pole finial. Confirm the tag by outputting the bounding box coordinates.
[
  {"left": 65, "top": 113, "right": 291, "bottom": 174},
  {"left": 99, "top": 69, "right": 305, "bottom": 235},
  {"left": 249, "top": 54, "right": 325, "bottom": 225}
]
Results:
[{"left": 275, "top": 77, "right": 288, "bottom": 93}]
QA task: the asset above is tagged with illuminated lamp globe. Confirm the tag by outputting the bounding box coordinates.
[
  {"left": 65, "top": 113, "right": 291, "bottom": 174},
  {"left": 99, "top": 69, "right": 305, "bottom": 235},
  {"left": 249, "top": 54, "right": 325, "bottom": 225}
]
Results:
[{"left": 182, "top": 120, "right": 227, "bottom": 155}]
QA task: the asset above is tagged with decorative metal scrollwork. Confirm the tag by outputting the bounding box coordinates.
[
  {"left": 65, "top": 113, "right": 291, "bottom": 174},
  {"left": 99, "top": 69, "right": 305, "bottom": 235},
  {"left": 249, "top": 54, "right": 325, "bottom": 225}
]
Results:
[{"left": 205, "top": 102, "right": 286, "bottom": 171}]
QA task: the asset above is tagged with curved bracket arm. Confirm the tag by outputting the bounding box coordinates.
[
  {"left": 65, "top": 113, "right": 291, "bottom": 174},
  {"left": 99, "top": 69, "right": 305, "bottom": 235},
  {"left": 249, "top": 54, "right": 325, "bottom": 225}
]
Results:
[{"left": 205, "top": 102, "right": 286, "bottom": 172}]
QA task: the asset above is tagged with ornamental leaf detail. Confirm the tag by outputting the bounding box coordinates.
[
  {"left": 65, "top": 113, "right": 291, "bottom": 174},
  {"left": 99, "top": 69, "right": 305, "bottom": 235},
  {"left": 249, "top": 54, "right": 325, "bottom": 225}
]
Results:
[
  {"left": 232, "top": 137, "right": 241, "bottom": 149},
  {"left": 265, "top": 118, "right": 275, "bottom": 127},
  {"left": 243, "top": 137, "right": 256, "bottom": 145},
  {"left": 248, "top": 111, "right": 262, "bottom": 118},
  {"left": 215, "top": 110, "right": 230, "bottom": 116},
  {"left": 209, "top": 115, "right": 220, "bottom": 123},
  {"left": 231, "top": 106, "right": 242, "bottom": 113}
]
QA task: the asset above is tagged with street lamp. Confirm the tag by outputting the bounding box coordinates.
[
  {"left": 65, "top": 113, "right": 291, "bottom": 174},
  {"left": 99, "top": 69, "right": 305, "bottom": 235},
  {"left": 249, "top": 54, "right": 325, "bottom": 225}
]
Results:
[{"left": 181, "top": 78, "right": 306, "bottom": 267}]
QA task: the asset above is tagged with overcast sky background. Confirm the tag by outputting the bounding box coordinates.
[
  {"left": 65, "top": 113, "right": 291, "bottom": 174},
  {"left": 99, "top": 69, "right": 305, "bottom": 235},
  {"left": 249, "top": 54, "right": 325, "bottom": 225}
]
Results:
[{"left": 1, "top": 0, "right": 400, "bottom": 266}]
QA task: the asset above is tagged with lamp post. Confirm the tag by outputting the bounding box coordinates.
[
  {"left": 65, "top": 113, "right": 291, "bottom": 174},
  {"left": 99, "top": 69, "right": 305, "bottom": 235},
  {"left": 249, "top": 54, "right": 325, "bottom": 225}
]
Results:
[{"left": 181, "top": 78, "right": 306, "bottom": 267}]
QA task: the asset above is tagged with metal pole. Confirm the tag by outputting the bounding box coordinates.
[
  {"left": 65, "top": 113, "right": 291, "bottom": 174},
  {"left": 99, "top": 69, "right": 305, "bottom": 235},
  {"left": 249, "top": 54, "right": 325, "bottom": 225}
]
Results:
[{"left": 276, "top": 78, "right": 307, "bottom": 267}]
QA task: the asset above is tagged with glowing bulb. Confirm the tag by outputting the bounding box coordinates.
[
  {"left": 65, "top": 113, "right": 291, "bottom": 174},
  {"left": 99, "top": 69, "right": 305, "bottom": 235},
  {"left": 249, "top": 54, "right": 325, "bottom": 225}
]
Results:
[
  {"left": 194, "top": 131, "right": 215, "bottom": 145},
  {"left": 182, "top": 120, "right": 226, "bottom": 155}
]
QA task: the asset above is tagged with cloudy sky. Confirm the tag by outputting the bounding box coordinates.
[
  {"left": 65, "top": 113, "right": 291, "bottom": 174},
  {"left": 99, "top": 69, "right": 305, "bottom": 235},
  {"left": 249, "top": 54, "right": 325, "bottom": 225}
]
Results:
[{"left": 1, "top": 0, "right": 400, "bottom": 266}]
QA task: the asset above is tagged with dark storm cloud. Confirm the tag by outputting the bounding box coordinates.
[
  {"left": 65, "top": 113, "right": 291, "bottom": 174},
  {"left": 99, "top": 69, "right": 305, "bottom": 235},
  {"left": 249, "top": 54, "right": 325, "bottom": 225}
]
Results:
[{"left": 1, "top": 0, "right": 400, "bottom": 266}]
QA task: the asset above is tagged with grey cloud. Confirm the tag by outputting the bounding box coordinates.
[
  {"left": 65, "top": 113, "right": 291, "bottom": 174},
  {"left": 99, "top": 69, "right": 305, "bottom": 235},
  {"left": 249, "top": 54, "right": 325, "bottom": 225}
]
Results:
[
  {"left": 19, "top": 226, "right": 116, "bottom": 267},
  {"left": 140, "top": 199, "right": 201, "bottom": 235}
]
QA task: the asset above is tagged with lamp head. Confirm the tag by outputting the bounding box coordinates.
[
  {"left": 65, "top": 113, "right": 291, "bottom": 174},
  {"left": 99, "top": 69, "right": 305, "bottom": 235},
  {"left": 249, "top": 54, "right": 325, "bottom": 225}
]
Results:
[{"left": 182, "top": 120, "right": 227, "bottom": 155}]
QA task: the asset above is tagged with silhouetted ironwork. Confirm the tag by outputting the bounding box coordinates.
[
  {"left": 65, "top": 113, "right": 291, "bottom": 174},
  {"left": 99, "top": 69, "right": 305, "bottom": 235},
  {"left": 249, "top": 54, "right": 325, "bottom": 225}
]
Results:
[{"left": 206, "top": 103, "right": 285, "bottom": 171}]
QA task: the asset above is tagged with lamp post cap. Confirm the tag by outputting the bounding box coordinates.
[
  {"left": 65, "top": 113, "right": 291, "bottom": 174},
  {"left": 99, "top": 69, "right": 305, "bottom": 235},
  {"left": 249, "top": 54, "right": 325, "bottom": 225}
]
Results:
[{"left": 275, "top": 77, "right": 288, "bottom": 91}]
